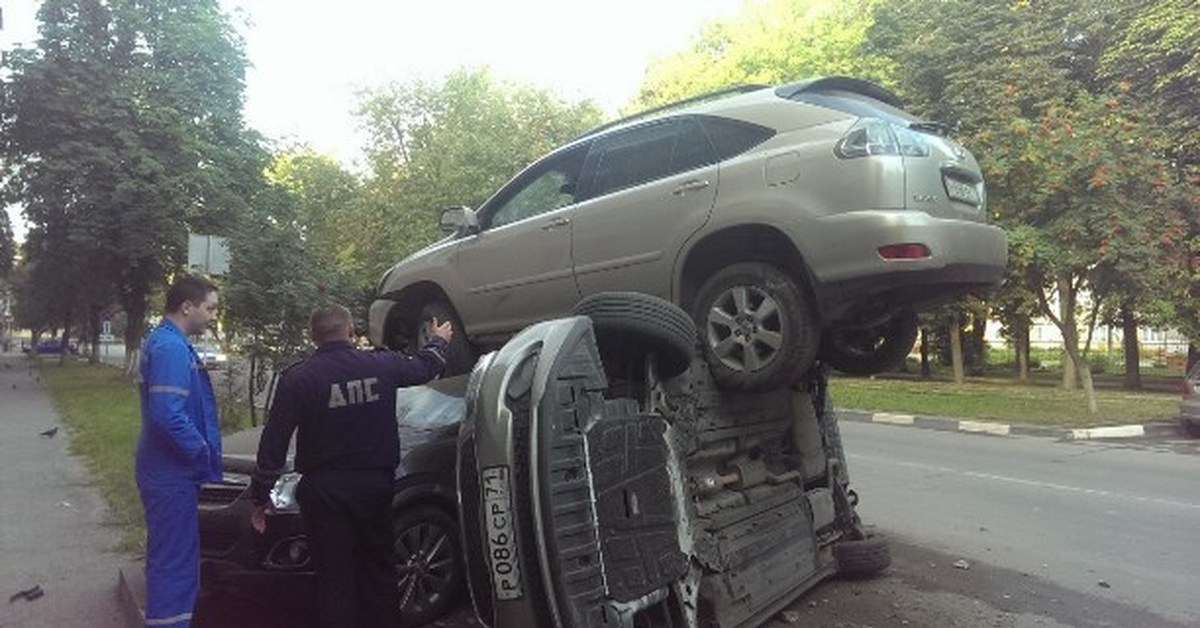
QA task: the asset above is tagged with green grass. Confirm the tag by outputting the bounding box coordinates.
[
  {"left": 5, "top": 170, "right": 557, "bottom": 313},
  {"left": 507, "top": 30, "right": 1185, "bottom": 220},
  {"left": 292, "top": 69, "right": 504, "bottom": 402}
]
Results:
[
  {"left": 830, "top": 374, "right": 1181, "bottom": 428},
  {"left": 39, "top": 360, "right": 147, "bottom": 553},
  {"left": 38, "top": 360, "right": 253, "bottom": 554}
]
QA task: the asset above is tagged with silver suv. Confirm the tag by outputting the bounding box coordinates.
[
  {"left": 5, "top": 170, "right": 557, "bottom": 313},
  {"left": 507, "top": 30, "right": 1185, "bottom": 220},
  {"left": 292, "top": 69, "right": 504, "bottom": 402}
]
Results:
[{"left": 370, "top": 77, "right": 1007, "bottom": 390}]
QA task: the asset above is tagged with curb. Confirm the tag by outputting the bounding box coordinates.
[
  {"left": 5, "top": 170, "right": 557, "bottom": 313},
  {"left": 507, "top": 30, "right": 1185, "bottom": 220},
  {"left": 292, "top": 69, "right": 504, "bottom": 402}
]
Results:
[
  {"left": 117, "top": 565, "right": 145, "bottom": 628},
  {"left": 835, "top": 409, "right": 1182, "bottom": 440}
]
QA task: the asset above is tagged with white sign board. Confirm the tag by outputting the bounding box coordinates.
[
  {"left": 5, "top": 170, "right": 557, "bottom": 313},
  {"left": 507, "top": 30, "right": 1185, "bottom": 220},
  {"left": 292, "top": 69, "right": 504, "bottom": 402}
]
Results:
[{"left": 187, "top": 234, "right": 230, "bottom": 275}]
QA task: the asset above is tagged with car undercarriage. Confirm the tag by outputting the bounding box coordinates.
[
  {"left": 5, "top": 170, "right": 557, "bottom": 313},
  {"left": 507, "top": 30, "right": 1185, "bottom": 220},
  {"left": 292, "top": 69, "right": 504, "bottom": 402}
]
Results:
[{"left": 458, "top": 303, "right": 888, "bottom": 628}]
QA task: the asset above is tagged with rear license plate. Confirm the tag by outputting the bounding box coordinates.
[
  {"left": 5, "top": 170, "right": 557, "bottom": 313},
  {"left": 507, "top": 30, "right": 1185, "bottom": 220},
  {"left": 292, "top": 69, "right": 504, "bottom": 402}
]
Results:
[
  {"left": 944, "top": 176, "right": 980, "bottom": 206},
  {"left": 482, "top": 466, "right": 523, "bottom": 600}
]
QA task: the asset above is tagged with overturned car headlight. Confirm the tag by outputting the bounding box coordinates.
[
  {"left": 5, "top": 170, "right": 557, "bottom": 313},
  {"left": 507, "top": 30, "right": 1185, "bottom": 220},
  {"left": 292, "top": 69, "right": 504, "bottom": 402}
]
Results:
[{"left": 269, "top": 473, "right": 303, "bottom": 512}]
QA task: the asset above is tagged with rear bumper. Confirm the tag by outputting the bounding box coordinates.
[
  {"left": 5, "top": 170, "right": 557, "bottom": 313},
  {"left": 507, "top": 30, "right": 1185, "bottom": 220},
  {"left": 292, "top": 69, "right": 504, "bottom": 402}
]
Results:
[{"left": 797, "top": 211, "right": 1006, "bottom": 322}]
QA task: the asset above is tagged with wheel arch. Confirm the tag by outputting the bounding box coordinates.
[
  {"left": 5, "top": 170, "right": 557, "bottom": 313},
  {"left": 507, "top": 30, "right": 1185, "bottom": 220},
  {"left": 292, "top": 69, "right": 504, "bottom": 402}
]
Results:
[
  {"left": 676, "top": 224, "right": 822, "bottom": 323},
  {"left": 392, "top": 476, "right": 459, "bottom": 519},
  {"left": 382, "top": 281, "right": 459, "bottom": 350}
]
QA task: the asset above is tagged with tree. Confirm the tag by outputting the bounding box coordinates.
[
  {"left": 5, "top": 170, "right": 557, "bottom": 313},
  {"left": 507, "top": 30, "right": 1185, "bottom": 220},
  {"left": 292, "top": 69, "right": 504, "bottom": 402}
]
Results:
[
  {"left": 0, "top": 0, "right": 265, "bottom": 360},
  {"left": 864, "top": 0, "right": 1198, "bottom": 412},
  {"left": 633, "top": 0, "right": 895, "bottom": 109},
  {"left": 353, "top": 67, "right": 603, "bottom": 276}
]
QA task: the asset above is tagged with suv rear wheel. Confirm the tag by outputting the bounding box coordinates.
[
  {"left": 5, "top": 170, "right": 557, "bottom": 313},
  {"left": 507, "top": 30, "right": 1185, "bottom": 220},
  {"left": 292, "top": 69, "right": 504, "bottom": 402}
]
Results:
[
  {"left": 821, "top": 311, "right": 919, "bottom": 376},
  {"left": 692, "top": 262, "right": 818, "bottom": 392}
]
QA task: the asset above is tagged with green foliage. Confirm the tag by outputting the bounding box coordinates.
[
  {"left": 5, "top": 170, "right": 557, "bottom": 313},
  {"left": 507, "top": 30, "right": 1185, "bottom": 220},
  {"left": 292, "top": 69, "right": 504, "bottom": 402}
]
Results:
[
  {"left": 353, "top": 67, "right": 604, "bottom": 274},
  {"left": 0, "top": 0, "right": 266, "bottom": 345},
  {"left": 634, "top": 0, "right": 895, "bottom": 109}
]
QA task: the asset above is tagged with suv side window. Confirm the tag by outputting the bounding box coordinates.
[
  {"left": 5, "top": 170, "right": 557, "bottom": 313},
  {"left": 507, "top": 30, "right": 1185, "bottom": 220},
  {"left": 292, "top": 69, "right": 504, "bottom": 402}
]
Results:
[
  {"left": 487, "top": 144, "right": 588, "bottom": 229},
  {"left": 696, "top": 115, "right": 776, "bottom": 161},
  {"left": 586, "top": 118, "right": 717, "bottom": 199}
]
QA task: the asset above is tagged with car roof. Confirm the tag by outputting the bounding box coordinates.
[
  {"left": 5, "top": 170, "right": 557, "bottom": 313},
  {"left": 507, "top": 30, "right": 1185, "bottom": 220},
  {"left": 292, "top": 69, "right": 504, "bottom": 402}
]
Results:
[{"left": 573, "top": 76, "right": 902, "bottom": 142}]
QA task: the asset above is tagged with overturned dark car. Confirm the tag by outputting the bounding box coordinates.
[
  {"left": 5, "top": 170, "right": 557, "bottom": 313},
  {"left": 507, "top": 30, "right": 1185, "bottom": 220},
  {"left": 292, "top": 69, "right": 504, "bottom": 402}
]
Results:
[
  {"left": 458, "top": 293, "right": 888, "bottom": 628},
  {"left": 198, "top": 376, "right": 469, "bottom": 626}
]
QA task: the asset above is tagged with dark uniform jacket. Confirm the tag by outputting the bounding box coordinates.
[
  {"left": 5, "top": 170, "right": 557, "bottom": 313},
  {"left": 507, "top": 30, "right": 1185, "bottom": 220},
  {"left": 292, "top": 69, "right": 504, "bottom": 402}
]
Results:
[{"left": 250, "top": 338, "right": 449, "bottom": 505}]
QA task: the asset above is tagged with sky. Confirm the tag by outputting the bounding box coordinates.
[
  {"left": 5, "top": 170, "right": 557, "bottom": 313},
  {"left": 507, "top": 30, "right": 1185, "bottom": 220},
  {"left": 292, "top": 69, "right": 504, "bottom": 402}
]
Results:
[{"left": 1, "top": 0, "right": 744, "bottom": 240}]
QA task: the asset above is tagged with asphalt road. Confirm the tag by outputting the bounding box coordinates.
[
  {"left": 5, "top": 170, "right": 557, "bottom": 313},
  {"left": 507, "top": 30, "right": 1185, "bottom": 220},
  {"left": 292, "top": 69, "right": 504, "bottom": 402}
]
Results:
[
  {"left": 197, "top": 421, "right": 1200, "bottom": 628},
  {"left": 845, "top": 421, "right": 1200, "bottom": 627}
]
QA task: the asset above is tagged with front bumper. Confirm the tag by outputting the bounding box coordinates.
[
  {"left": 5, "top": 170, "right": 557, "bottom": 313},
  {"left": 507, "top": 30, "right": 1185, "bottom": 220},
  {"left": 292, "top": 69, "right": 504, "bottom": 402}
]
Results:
[
  {"left": 368, "top": 298, "right": 396, "bottom": 348},
  {"left": 198, "top": 484, "right": 312, "bottom": 594}
]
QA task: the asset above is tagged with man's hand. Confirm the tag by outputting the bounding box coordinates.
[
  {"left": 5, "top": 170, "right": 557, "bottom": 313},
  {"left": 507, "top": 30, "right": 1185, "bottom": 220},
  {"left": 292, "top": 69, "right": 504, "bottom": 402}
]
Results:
[
  {"left": 251, "top": 504, "right": 268, "bottom": 534},
  {"left": 429, "top": 317, "right": 454, "bottom": 344}
]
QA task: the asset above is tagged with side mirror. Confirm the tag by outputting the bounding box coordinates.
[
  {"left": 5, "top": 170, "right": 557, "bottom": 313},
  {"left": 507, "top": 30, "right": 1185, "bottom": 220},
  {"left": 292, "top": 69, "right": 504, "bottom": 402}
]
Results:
[{"left": 439, "top": 206, "right": 480, "bottom": 235}]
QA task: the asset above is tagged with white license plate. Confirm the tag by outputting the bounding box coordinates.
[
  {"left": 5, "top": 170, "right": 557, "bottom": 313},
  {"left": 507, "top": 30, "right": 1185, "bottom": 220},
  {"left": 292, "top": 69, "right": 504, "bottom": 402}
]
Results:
[
  {"left": 482, "top": 466, "right": 523, "bottom": 600},
  {"left": 944, "top": 176, "right": 981, "bottom": 206}
]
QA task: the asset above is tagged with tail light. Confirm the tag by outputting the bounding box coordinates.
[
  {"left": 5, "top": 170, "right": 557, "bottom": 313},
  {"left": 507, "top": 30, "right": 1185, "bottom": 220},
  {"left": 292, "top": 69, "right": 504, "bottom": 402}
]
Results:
[
  {"left": 878, "top": 243, "right": 931, "bottom": 260},
  {"left": 835, "top": 118, "right": 930, "bottom": 159}
]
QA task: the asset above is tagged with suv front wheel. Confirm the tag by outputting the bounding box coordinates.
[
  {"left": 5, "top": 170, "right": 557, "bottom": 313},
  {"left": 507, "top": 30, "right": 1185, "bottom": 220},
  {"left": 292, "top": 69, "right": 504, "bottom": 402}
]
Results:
[
  {"left": 692, "top": 262, "right": 818, "bottom": 391},
  {"left": 412, "top": 300, "right": 478, "bottom": 376}
]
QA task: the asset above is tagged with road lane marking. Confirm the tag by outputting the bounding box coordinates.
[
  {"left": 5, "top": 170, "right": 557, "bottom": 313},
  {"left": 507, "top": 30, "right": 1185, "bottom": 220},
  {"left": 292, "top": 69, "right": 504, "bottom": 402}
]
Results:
[{"left": 848, "top": 453, "right": 1200, "bottom": 512}]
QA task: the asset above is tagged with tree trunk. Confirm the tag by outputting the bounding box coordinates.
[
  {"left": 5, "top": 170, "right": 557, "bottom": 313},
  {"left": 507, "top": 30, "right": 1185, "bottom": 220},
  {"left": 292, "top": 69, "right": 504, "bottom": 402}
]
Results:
[
  {"left": 967, "top": 313, "right": 987, "bottom": 376},
  {"left": 1016, "top": 326, "right": 1031, "bottom": 382},
  {"left": 1188, "top": 343, "right": 1199, "bottom": 375},
  {"left": 248, "top": 355, "right": 259, "bottom": 426},
  {"left": 1062, "top": 325, "right": 1099, "bottom": 414},
  {"left": 950, "top": 314, "right": 964, "bottom": 384},
  {"left": 920, "top": 326, "right": 931, "bottom": 379},
  {"left": 87, "top": 303, "right": 101, "bottom": 365},
  {"left": 1059, "top": 277, "right": 1077, "bottom": 390},
  {"left": 123, "top": 298, "right": 147, "bottom": 374},
  {"left": 1121, "top": 302, "right": 1141, "bottom": 390}
]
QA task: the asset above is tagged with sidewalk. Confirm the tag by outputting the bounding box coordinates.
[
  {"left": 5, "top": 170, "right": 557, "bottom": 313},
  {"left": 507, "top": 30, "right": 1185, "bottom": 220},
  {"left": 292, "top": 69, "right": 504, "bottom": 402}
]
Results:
[{"left": 0, "top": 351, "right": 131, "bottom": 628}]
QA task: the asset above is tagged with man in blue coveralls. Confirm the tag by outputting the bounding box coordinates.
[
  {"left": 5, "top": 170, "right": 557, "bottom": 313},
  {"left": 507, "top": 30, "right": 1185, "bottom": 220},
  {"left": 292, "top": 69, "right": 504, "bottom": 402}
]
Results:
[
  {"left": 135, "top": 275, "right": 222, "bottom": 628},
  {"left": 249, "top": 303, "right": 451, "bottom": 628}
]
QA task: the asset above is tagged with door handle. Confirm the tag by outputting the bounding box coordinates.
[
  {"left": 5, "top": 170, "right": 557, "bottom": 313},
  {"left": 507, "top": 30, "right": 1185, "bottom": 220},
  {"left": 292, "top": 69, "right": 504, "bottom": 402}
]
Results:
[
  {"left": 541, "top": 217, "right": 570, "bottom": 231},
  {"left": 672, "top": 179, "right": 711, "bottom": 196}
]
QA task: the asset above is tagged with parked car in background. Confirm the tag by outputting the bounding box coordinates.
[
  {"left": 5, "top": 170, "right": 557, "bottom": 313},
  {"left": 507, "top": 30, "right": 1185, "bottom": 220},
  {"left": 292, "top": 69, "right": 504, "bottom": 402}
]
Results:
[
  {"left": 199, "top": 376, "right": 469, "bottom": 626},
  {"left": 23, "top": 337, "right": 78, "bottom": 355},
  {"left": 370, "top": 76, "right": 1006, "bottom": 391},
  {"left": 193, "top": 339, "right": 228, "bottom": 369},
  {"left": 1181, "top": 362, "right": 1200, "bottom": 437}
]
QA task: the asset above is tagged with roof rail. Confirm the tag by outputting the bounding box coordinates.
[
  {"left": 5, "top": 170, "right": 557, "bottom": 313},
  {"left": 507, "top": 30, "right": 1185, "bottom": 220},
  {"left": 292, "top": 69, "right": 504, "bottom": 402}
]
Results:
[{"left": 576, "top": 84, "right": 770, "bottom": 140}]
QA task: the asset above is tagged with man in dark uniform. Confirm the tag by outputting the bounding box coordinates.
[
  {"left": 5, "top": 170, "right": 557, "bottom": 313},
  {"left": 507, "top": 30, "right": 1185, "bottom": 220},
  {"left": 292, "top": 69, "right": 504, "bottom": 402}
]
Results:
[{"left": 249, "top": 303, "right": 452, "bottom": 628}]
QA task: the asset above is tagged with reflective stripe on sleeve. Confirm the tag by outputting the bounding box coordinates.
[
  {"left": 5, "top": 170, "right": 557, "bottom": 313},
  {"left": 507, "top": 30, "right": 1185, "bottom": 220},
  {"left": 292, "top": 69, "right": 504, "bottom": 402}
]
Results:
[
  {"left": 148, "top": 385, "right": 190, "bottom": 396},
  {"left": 146, "top": 612, "right": 193, "bottom": 626}
]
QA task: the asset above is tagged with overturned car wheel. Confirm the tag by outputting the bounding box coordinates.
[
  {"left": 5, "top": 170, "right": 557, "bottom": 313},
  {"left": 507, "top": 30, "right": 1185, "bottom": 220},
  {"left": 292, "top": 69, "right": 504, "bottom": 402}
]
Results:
[
  {"left": 393, "top": 505, "right": 464, "bottom": 626},
  {"left": 833, "top": 536, "right": 891, "bottom": 579},
  {"left": 574, "top": 291, "right": 696, "bottom": 381}
]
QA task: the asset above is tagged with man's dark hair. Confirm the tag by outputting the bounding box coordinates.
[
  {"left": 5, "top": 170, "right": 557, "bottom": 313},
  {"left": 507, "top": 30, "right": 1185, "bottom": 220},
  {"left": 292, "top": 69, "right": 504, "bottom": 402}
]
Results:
[
  {"left": 310, "top": 303, "right": 353, "bottom": 345},
  {"left": 165, "top": 275, "right": 218, "bottom": 313}
]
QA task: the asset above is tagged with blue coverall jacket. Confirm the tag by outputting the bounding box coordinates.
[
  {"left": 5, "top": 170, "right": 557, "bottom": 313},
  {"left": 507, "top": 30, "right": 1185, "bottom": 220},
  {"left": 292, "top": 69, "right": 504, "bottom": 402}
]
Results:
[{"left": 135, "top": 319, "right": 221, "bottom": 628}]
